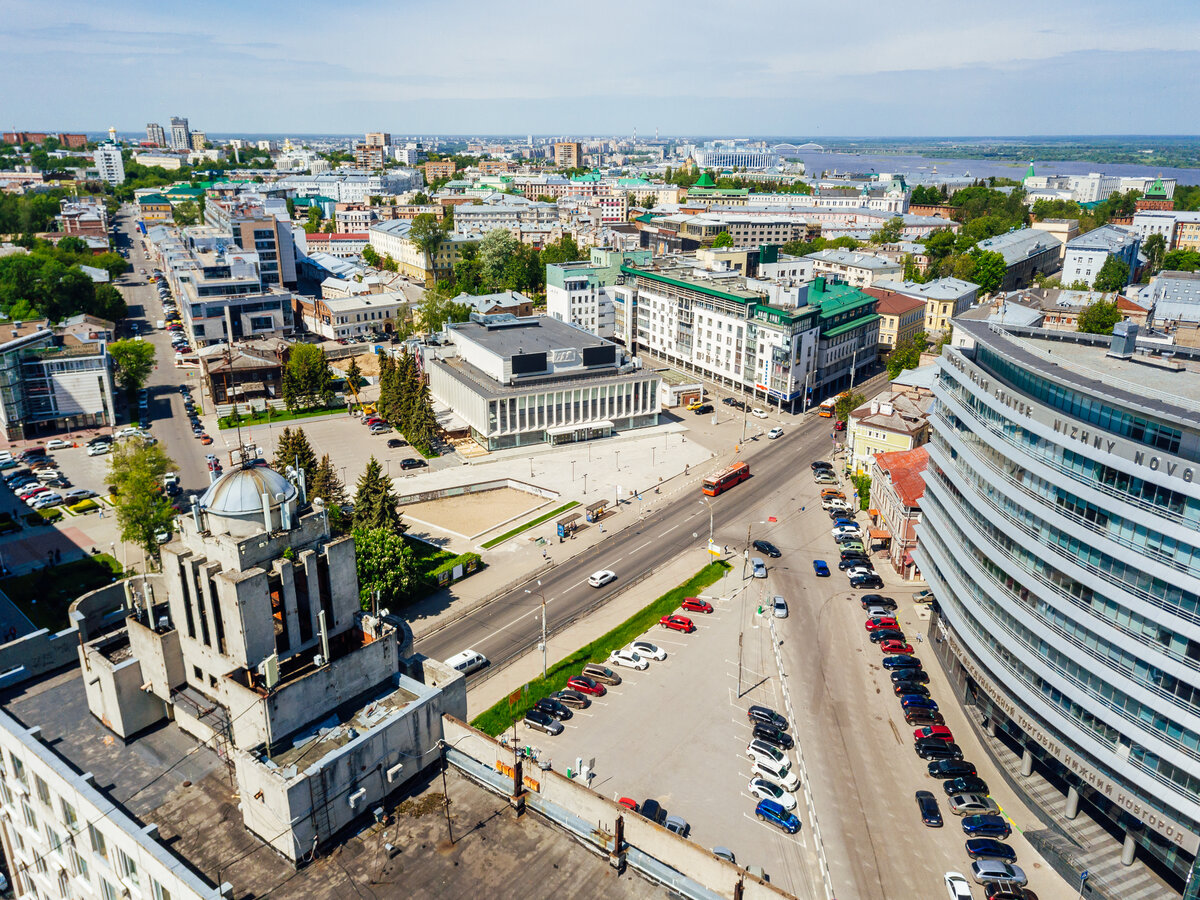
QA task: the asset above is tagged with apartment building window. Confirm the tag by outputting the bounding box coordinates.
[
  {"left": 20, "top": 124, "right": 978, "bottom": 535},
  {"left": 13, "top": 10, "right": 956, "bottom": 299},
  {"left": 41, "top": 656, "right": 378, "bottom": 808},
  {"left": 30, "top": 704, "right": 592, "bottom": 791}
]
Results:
[
  {"left": 89, "top": 823, "right": 108, "bottom": 863},
  {"left": 46, "top": 823, "right": 63, "bottom": 853},
  {"left": 152, "top": 879, "right": 173, "bottom": 900},
  {"left": 117, "top": 848, "right": 139, "bottom": 885},
  {"left": 35, "top": 774, "right": 50, "bottom": 805},
  {"left": 100, "top": 878, "right": 118, "bottom": 900},
  {"left": 22, "top": 798, "right": 37, "bottom": 828},
  {"left": 70, "top": 847, "right": 88, "bottom": 879}
]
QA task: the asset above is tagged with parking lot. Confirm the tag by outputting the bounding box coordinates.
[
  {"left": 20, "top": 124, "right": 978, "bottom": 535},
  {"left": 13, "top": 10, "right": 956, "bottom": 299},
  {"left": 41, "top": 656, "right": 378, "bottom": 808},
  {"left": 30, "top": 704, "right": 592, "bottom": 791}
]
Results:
[{"left": 508, "top": 570, "right": 824, "bottom": 899}]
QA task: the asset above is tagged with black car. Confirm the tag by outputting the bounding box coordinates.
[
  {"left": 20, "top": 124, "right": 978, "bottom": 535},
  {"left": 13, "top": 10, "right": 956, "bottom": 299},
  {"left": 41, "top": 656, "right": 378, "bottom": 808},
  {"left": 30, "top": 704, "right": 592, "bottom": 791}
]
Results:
[
  {"left": 883, "top": 655, "right": 923, "bottom": 671},
  {"left": 400, "top": 458, "right": 428, "bottom": 470},
  {"left": 640, "top": 798, "right": 666, "bottom": 825},
  {"left": 869, "top": 629, "right": 906, "bottom": 644},
  {"left": 810, "top": 461, "right": 833, "bottom": 471},
  {"left": 842, "top": 549, "right": 871, "bottom": 563},
  {"left": 534, "top": 698, "right": 573, "bottom": 722},
  {"left": 523, "top": 708, "right": 563, "bottom": 736},
  {"left": 850, "top": 574, "right": 884, "bottom": 589},
  {"left": 892, "top": 680, "right": 930, "bottom": 697},
  {"left": 944, "top": 776, "right": 990, "bottom": 796},
  {"left": 891, "top": 668, "right": 929, "bottom": 684},
  {"left": 915, "top": 739, "right": 963, "bottom": 760},
  {"left": 752, "top": 724, "right": 794, "bottom": 750},
  {"left": 839, "top": 557, "right": 873, "bottom": 571},
  {"left": 860, "top": 594, "right": 894, "bottom": 607},
  {"left": 692, "top": 404, "right": 714, "bottom": 415},
  {"left": 386, "top": 438, "right": 407, "bottom": 449},
  {"left": 747, "top": 705, "right": 788, "bottom": 730},
  {"left": 752, "top": 540, "right": 781, "bottom": 559},
  {"left": 906, "top": 709, "right": 946, "bottom": 727},
  {"left": 915, "top": 790, "right": 943, "bottom": 827}
]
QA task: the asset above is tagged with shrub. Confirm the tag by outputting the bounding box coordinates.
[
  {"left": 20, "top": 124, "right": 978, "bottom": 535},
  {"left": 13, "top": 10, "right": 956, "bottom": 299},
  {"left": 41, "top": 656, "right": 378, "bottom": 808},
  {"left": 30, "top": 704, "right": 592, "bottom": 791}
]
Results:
[{"left": 69, "top": 498, "right": 100, "bottom": 514}]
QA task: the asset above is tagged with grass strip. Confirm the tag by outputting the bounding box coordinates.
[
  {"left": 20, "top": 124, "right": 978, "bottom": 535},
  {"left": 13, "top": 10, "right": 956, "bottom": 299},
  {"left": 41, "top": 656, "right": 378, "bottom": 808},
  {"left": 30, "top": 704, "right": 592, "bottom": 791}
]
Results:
[
  {"left": 217, "top": 405, "right": 345, "bottom": 430},
  {"left": 479, "top": 501, "right": 580, "bottom": 550},
  {"left": 470, "top": 560, "right": 730, "bottom": 735}
]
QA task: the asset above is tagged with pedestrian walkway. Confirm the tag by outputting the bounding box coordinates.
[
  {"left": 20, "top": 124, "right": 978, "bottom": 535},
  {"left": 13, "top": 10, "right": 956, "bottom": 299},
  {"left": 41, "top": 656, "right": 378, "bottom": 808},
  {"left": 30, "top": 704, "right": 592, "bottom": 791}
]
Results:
[{"left": 976, "top": 722, "right": 1173, "bottom": 900}]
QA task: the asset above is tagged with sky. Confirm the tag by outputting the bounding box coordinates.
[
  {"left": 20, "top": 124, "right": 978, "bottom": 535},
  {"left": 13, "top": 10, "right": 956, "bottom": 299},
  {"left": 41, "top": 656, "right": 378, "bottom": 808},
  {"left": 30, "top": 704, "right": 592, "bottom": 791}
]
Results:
[{"left": 3, "top": 0, "right": 1200, "bottom": 137}]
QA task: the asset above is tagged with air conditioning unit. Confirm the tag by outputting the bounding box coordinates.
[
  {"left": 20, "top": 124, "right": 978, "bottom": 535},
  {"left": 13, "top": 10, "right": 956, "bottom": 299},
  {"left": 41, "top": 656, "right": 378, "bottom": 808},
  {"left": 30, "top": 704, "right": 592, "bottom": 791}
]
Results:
[
  {"left": 386, "top": 762, "right": 404, "bottom": 784},
  {"left": 313, "top": 655, "right": 326, "bottom": 668}
]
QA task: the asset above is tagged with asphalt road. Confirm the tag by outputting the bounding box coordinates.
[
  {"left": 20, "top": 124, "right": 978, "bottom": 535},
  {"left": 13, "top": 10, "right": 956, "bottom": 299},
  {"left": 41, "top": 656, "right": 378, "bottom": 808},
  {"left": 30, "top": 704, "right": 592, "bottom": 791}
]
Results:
[{"left": 413, "top": 376, "right": 885, "bottom": 671}]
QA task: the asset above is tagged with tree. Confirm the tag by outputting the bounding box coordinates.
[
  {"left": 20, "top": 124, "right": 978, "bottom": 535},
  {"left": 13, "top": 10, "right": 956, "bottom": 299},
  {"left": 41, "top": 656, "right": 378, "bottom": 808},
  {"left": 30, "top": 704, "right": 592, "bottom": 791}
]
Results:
[
  {"left": 309, "top": 453, "right": 348, "bottom": 528},
  {"left": 281, "top": 343, "right": 334, "bottom": 410},
  {"left": 539, "top": 235, "right": 581, "bottom": 266},
  {"left": 352, "top": 526, "right": 418, "bottom": 611},
  {"left": 361, "top": 244, "right": 381, "bottom": 268},
  {"left": 1162, "top": 249, "right": 1200, "bottom": 272},
  {"left": 712, "top": 231, "right": 734, "bottom": 248},
  {"left": 172, "top": 201, "right": 200, "bottom": 227},
  {"left": 1077, "top": 299, "right": 1122, "bottom": 335},
  {"left": 416, "top": 288, "right": 472, "bottom": 334},
  {"left": 108, "top": 339, "right": 156, "bottom": 394},
  {"left": 407, "top": 377, "right": 440, "bottom": 455},
  {"left": 1142, "top": 233, "right": 1166, "bottom": 276},
  {"left": 92, "top": 284, "right": 128, "bottom": 321},
  {"left": 409, "top": 212, "right": 445, "bottom": 259},
  {"left": 345, "top": 357, "right": 363, "bottom": 391},
  {"left": 273, "top": 426, "right": 318, "bottom": 482},
  {"left": 479, "top": 228, "right": 519, "bottom": 287},
  {"left": 968, "top": 248, "right": 1007, "bottom": 294},
  {"left": 1093, "top": 256, "right": 1130, "bottom": 293},
  {"left": 835, "top": 390, "right": 864, "bottom": 424},
  {"left": 870, "top": 216, "right": 904, "bottom": 245},
  {"left": 352, "top": 457, "right": 403, "bottom": 532},
  {"left": 302, "top": 205, "right": 323, "bottom": 234},
  {"left": 886, "top": 332, "right": 929, "bottom": 379},
  {"left": 107, "top": 441, "right": 177, "bottom": 562}
]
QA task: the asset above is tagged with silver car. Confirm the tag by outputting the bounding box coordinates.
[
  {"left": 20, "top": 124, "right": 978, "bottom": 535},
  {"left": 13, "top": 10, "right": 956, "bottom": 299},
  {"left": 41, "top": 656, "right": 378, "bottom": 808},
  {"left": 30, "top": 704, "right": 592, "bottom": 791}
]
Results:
[
  {"left": 772, "top": 596, "right": 789, "bottom": 618},
  {"left": 969, "top": 859, "right": 1026, "bottom": 886},
  {"left": 751, "top": 557, "right": 767, "bottom": 578}
]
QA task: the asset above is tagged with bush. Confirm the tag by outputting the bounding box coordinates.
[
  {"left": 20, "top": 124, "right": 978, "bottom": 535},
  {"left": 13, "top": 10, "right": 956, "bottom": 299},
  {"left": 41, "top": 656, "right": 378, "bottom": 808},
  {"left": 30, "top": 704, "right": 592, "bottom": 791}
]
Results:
[
  {"left": 471, "top": 561, "right": 730, "bottom": 735},
  {"left": 39, "top": 507, "right": 63, "bottom": 522},
  {"left": 68, "top": 498, "right": 100, "bottom": 514}
]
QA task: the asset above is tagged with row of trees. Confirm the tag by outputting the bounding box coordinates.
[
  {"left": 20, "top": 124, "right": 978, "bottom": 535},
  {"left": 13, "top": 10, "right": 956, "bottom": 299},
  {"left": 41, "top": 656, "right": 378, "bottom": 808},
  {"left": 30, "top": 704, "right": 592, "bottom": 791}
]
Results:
[
  {"left": 377, "top": 351, "right": 439, "bottom": 455},
  {"left": 0, "top": 239, "right": 128, "bottom": 322},
  {"left": 107, "top": 441, "right": 177, "bottom": 560},
  {"left": 281, "top": 344, "right": 336, "bottom": 410}
]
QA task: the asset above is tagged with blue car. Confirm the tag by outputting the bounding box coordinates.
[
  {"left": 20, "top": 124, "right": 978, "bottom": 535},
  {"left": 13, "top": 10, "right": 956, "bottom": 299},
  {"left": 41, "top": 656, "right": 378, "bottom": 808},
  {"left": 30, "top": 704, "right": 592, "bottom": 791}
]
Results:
[
  {"left": 755, "top": 799, "right": 801, "bottom": 834},
  {"left": 962, "top": 814, "right": 1012, "bottom": 839},
  {"left": 900, "top": 695, "right": 938, "bottom": 711},
  {"left": 883, "top": 656, "right": 923, "bottom": 670},
  {"left": 965, "top": 838, "right": 1018, "bottom": 862},
  {"left": 813, "top": 559, "right": 830, "bottom": 577}
]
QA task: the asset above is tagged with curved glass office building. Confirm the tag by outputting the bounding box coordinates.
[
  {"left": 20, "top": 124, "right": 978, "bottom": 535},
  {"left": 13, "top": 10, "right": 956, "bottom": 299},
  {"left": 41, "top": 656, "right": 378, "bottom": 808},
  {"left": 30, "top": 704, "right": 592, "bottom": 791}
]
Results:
[{"left": 916, "top": 319, "right": 1200, "bottom": 892}]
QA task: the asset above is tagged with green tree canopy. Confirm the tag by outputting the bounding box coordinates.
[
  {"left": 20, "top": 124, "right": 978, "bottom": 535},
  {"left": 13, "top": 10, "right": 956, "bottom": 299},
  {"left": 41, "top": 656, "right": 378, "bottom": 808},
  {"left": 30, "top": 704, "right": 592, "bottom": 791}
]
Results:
[
  {"left": 172, "top": 201, "right": 200, "bottom": 227},
  {"left": 352, "top": 526, "right": 418, "bottom": 611},
  {"left": 968, "top": 249, "right": 1007, "bottom": 294},
  {"left": 835, "top": 390, "right": 865, "bottom": 423},
  {"left": 1077, "top": 299, "right": 1122, "bottom": 335},
  {"left": 712, "top": 231, "right": 734, "bottom": 248},
  {"left": 1142, "top": 233, "right": 1166, "bottom": 277},
  {"left": 352, "top": 456, "right": 403, "bottom": 532},
  {"left": 281, "top": 344, "right": 334, "bottom": 410},
  {"left": 1162, "top": 249, "right": 1200, "bottom": 272},
  {"left": 273, "top": 426, "right": 318, "bottom": 483},
  {"left": 107, "top": 441, "right": 178, "bottom": 561},
  {"left": 1092, "top": 256, "right": 1130, "bottom": 293},
  {"left": 416, "top": 288, "right": 472, "bottom": 334},
  {"left": 309, "top": 453, "right": 348, "bottom": 528},
  {"left": 409, "top": 212, "right": 446, "bottom": 258},
  {"left": 885, "top": 332, "right": 929, "bottom": 379},
  {"left": 361, "top": 244, "right": 381, "bottom": 268},
  {"left": 108, "top": 339, "right": 156, "bottom": 394}
]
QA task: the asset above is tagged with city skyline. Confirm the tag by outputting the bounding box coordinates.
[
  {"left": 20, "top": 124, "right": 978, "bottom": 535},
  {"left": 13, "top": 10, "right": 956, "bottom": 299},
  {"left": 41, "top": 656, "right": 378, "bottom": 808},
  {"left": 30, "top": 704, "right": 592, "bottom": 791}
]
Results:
[{"left": 4, "top": 0, "right": 1199, "bottom": 135}]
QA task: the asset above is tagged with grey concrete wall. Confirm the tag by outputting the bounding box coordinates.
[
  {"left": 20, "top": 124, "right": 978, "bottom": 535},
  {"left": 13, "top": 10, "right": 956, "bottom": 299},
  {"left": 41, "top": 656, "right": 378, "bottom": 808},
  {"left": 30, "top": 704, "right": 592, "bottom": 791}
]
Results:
[
  {"left": 442, "top": 717, "right": 788, "bottom": 900},
  {"left": 393, "top": 477, "right": 559, "bottom": 507},
  {"left": 0, "top": 577, "right": 159, "bottom": 688}
]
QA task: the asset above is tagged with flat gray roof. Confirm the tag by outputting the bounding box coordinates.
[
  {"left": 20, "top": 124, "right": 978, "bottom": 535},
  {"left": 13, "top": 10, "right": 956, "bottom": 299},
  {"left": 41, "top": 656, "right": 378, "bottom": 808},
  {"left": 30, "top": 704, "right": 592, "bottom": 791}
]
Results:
[
  {"left": 451, "top": 315, "right": 611, "bottom": 358},
  {"left": 1066, "top": 224, "right": 1138, "bottom": 252}
]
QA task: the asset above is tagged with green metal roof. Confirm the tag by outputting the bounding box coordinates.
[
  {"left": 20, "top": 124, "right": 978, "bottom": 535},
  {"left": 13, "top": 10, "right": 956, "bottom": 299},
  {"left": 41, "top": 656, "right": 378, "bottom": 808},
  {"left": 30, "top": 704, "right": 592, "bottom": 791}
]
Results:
[
  {"left": 139, "top": 193, "right": 170, "bottom": 205},
  {"left": 694, "top": 172, "right": 716, "bottom": 187},
  {"left": 822, "top": 313, "right": 880, "bottom": 338},
  {"left": 622, "top": 265, "right": 765, "bottom": 304}
]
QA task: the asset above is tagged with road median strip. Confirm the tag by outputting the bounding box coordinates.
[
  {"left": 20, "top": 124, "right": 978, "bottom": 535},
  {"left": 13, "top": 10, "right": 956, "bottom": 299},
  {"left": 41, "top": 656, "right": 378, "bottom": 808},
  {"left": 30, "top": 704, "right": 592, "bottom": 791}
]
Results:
[
  {"left": 470, "top": 559, "right": 730, "bottom": 736},
  {"left": 479, "top": 501, "right": 580, "bottom": 550}
]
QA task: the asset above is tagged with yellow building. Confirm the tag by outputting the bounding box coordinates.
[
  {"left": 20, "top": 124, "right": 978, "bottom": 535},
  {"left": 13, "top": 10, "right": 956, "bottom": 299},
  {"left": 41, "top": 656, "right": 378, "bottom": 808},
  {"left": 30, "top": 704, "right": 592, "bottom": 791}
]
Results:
[
  {"left": 1176, "top": 219, "right": 1200, "bottom": 252},
  {"left": 865, "top": 287, "right": 926, "bottom": 350},
  {"left": 367, "top": 220, "right": 475, "bottom": 288},
  {"left": 137, "top": 192, "right": 173, "bottom": 223},
  {"left": 846, "top": 391, "right": 932, "bottom": 476}
]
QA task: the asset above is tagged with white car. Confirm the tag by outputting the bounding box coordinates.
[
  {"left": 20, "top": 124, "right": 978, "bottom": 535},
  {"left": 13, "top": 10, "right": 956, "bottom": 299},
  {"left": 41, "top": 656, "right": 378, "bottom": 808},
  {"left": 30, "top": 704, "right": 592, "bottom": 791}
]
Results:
[
  {"left": 45, "top": 439, "right": 72, "bottom": 450},
  {"left": 844, "top": 566, "right": 874, "bottom": 580},
  {"left": 86, "top": 443, "right": 111, "bottom": 456},
  {"left": 745, "top": 740, "right": 785, "bottom": 766},
  {"left": 751, "top": 557, "right": 767, "bottom": 578},
  {"left": 608, "top": 649, "right": 649, "bottom": 670},
  {"left": 751, "top": 408, "right": 768, "bottom": 419},
  {"left": 943, "top": 872, "right": 972, "bottom": 900},
  {"left": 114, "top": 427, "right": 143, "bottom": 438},
  {"left": 750, "top": 759, "right": 798, "bottom": 791},
  {"left": 831, "top": 525, "right": 861, "bottom": 539},
  {"left": 767, "top": 427, "right": 783, "bottom": 439},
  {"left": 748, "top": 777, "right": 797, "bottom": 811},
  {"left": 822, "top": 497, "right": 850, "bottom": 510},
  {"left": 588, "top": 569, "right": 617, "bottom": 588},
  {"left": 630, "top": 640, "right": 667, "bottom": 661},
  {"left": 31, "top": 493, "right": 64, "bottom": 509}
]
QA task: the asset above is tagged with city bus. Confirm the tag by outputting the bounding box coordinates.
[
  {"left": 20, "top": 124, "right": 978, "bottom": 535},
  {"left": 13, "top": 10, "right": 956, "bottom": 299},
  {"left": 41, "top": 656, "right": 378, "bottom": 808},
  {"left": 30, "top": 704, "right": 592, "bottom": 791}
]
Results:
[
  {"left": 702, "top": 461, "right": 750, "bottom": 496},
  {"left": 818, "top": 397, "right": 838, "bottom": 417}
]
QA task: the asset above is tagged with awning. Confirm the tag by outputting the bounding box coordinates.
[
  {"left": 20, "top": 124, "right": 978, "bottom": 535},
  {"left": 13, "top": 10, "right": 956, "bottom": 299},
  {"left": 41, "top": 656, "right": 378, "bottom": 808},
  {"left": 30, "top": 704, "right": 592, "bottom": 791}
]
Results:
[
  {"left": 903, "top": 552, "right": 915, "bottom": 566},
  {"left": 867, "top": 508, "right": 880, "bottom": 517},
  {"left": 586, "top": 500, "right": 608, "bottom": 513},
  {"left": 556, "top": 513, "right": 581, "bottom": 526},
  {"left": 870, "top": 528, "right": 892, "bottom": 540}
]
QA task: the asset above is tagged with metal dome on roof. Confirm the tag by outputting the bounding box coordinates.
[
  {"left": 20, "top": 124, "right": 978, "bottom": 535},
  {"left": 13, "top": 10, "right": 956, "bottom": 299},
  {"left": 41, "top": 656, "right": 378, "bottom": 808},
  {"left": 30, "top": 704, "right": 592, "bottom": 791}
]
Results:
[{"left": 198, "top": 462, "right": 297, "bottom": 519}]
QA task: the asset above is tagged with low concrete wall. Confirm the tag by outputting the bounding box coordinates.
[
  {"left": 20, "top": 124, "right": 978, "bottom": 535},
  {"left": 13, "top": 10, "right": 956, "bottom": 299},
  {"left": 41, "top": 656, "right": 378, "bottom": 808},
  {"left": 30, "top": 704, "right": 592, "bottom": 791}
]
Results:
[
  {"left": 394, "top": 477, "right": 558, "bottom": 507},
  {"left": 0, "top": 577, "right": 160, "bottom": 688},
  {"left": 441, "top": 716, "right": 790, "bottom": 900}
]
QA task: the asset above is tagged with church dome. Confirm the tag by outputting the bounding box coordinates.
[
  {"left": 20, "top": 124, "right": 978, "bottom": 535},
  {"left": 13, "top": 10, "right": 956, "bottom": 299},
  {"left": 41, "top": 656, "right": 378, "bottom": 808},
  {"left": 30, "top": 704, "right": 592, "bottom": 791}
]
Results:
[{"left": 199, "top": 461, "right": 298, "bottom": 520}]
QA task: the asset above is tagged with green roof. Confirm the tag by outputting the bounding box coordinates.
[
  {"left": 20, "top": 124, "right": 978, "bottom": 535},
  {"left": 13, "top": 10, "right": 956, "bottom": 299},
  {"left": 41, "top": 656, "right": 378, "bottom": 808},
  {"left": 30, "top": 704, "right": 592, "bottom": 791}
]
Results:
[
  {"left": 622, "top": 265, "right": 764, "bottom": 304},
  {"left": 139, "top": 193, "right": 170, "bottom": 205},
  {"left": 164, "top": 186, "right": 204, "bottom": 198},
  {"left": 822, "top": 313, "right": 880, "bottom": 338},
  {"left": 694, "top": 172, "right": 716, "bottom": 187},
  {"left": 1146, "top": 176, "right": 1168, "bottom": 199},
  {"left": 617, "top": 177, "right": 653, "bottom": 188}
]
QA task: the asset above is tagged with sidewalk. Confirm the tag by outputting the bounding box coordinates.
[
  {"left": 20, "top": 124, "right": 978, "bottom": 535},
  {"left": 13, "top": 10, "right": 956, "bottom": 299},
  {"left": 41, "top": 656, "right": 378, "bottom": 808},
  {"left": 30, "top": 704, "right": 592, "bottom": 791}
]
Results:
[{"left": 464, "top": 546, "right": 733, "bottom": 718}]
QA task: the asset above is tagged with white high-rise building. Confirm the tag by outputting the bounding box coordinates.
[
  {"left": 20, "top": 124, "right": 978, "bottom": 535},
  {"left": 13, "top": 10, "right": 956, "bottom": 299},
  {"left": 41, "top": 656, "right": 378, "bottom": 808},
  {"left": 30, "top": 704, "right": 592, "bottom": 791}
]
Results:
[
  {"left": 169, "top": 116, "right": 190, "bottom": 150},
  {"left": 146, "top": 122, "right": 166, "bottom": 146},
  {"left": 93, "top": 143, "right": 125, "bottom": 185}
]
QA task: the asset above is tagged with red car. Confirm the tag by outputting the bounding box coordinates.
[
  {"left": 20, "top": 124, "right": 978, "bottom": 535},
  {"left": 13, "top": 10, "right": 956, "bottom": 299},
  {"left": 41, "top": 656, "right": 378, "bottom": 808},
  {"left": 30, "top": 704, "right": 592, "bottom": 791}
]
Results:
[
  {"left": 618, "top": 797, "right": 639, "bottom": 812},
  {"left": 565, "top": 675, "right": 606, "bottom": 696},
  {"left": 881, "top": 640, "right": 915, "bottom": 655},
  {"left": 865, "top": 616, "right": 899, "bottom": 631},
  {"left": 659, "top": 615, "right": 695, "bottom": 633},
  {"left": 834, "top": 420, "right": 846, "bottom": 432},
  {"left": 914, "top": 725, "right": 955, "bottom": 742},
  {"left": 680, "top": 597, "right": 713, "bottom": 614}
]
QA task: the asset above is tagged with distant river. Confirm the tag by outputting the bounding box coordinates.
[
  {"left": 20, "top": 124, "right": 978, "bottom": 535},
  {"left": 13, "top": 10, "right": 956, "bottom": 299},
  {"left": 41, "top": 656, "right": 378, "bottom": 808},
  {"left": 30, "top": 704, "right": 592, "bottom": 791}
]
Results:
[{"left": 792, "top": 150, "right": 1200, "bottom": 186}]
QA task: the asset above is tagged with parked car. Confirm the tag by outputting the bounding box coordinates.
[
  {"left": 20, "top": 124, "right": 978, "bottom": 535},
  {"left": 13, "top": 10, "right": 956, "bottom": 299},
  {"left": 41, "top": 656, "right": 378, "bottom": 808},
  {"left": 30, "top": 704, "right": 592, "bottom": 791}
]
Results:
[
  {"left": 639, "top": 799, "right": 665, "bottom": 825},
  {"left": 752, "top": 408, "right": 768, "bottom": 419},
  {"left": 580, "top": 663, "right": 621, "bottom": 686},
  {"left": 523, "top": 708, "right": 563, "bottom": 736},
  {"left": 916, "top": 790, "right": 943, "bottom": 827},
  {"left": 845, "top": 566, "right": 876, "bottom": 580},
  {"left": 618, "top": 797, "right": 639, "bottom": 813},
  {"left": 386, "top": 438, "right": 407, "bottom": 449},
  {"left": 608, "top": 649, "right": 649, "bottom": 670},
  {"left": 812, "top": 559, "right": 830, "bottom": 576},
  {"left": 944, "top": 776, "right": 990, "bottom": 796},
  {"left": 549, "top": 689, "right": 590, "bottom": 709},
  {"left": 664, "top": 815, "right": 690, "bottom": 837},
  {"left": 748, "top": 778, "right": 796, "bottom": 811},
  {"left": 564, "top": 675, "right": 606, "bottom": 696},
  {"left": 369, "top": 424, "right": 392, "bottom": 435},
  {"left": 840, "top": 558, "right": 873, "bottom": 571},
  {"left": 893, "top": 681, "right": 930, "bottom": 697},
  {"left": 64, "top": 488, "right": 95, "bottom": 501},
  {"left": 400, "top": 458, "right": 427, "bottom": 470},
  {"left": 772, "top": 596, "right": 789, "bottom": 618},
  {"left": 751, "top": 759, "right": 798, "bottom": 792},
  {"left": 944, "top": 872, "right": 974, "bottom": 900},
  {"left": 44, "top": 439, "right": 72, "bottom": 450},
  {"left": 752, "top": 539, "right": 781, "bottom": 558},
  {"left": 753, "top": 724, "right": 794, "bottom": 750},
  {"left": 659, "top": 614, "right": 695, "bottom": 633},
  {"left": 880, "top": 640, "right": 915, "bottom": 655},
  {"left": 913, "top": 589, "right": 935, "bottom": 604},
  {"left": 965, "top": 839, "right": 1017, "bottom": 862},
  {"left": 961, "top": 815, "right": 1012, "bottom": 840},
  {"left": 892, "top": 668, "right": 929, "bottom": 684},
  {"left": 917, "top": 740, "right": 964, "bottom": 761},
  {"left": 755, "top": 799, "right": 800, "bottom": 834},
  {"left": 901, "top": 695, "right": 939, "bottom": 711},
  {"left": 745, "top": 740, "right": 785, "bottom": 766},
  {"left": 969, "top": 861, "right": 1026, "bottom": 887},
  {"left": 681, "top": 597, "right": 714, "bottom": 614},
  {"left": 850, "top": 574, "right": 885, "bottom": 589},
  {"left": 747, "top": 705, "right": 788, "bottom": 731},
  {"left": 865, "top": 616, "right": 898, "bottom": 631},
  {"left": 31, "top": 493, "right": 64, "bottom": 509},
  {"left": 869, "top": 629, "right": 906, "bottom": 644},
  {"left": 928, "top": 760, "right": 977, "bottom": 779},
  {"left": 883, "top": 655, "right": 923, "bottom": 671},
  {"left": 914, "top": 725, "right": 954, "bottom": 742},
  {"left": 861, "top": 594, "right": 896, "bottom": 610},
  {"left": 588, "top": 569, "right": 617, "bottom": 588},
  {"left": 691, "top": 404, "right": 713, "bottom": 415},
  {"left": 751, "top": 557, "right": 767, "bottom": 578},
  {"left": 533, "top": 698, "right": 573, "bottom": 721},
  {"left": 811, "top": 461, "right": 833, "bottom": 471},
  {"left": 630, "top": 640, "right": 666, "bottom": 660},
  {"left": 950, "top": 794, "right": 1002, "bottom": 818}
]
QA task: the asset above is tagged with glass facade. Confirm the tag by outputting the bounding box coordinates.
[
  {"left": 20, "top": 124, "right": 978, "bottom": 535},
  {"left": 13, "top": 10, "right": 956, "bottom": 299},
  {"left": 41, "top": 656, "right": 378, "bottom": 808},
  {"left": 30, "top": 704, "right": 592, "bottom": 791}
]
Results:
[{"left": 918, "top": 337, "right": 1200, "bottom": 888}]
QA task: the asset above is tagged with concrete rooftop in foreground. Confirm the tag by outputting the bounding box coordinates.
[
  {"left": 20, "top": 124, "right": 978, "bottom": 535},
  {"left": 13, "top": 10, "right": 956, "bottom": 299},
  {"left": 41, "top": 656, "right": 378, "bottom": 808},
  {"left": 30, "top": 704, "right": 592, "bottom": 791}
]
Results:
[{"left": 1, "top": 669, "right": 668, "bottom": 900}]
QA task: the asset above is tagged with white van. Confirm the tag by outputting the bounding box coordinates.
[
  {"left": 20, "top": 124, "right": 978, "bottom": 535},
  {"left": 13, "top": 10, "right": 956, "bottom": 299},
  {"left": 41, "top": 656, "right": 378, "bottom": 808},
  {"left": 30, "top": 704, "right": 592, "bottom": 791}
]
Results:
[
  {"left": 444, "top": 649, "right": 488, "bottom": 675},
  {"left": 751, "top": 757, "right": 798, "bottom": 791}
]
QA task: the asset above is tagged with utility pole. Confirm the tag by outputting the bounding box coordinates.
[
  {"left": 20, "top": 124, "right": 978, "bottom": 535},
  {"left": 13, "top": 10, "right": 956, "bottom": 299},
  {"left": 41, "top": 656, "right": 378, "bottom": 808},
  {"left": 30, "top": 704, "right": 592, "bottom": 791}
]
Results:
[{"left": 526, "top": 582, "right": 547, "bottom": 678}]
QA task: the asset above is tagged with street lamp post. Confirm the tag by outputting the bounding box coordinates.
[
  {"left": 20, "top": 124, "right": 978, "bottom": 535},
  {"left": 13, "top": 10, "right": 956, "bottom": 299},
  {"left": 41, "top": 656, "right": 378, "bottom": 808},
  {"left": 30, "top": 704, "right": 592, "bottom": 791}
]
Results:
[
  {"left": 615, "top": 450, "right": 620, "bottom": 470},
  {"left": 699, "top": 498, "right": 713, "bottom": 543},
  {"left": 525, "top": 582, "right": 547, "bottom": 679},
  {"left": 529, "top": 458, "right": 534, "bottom": 478}
]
